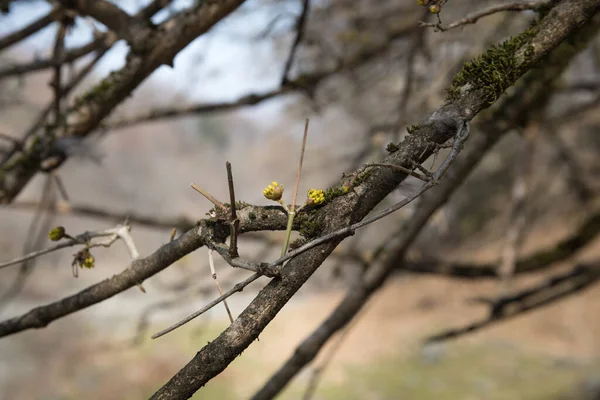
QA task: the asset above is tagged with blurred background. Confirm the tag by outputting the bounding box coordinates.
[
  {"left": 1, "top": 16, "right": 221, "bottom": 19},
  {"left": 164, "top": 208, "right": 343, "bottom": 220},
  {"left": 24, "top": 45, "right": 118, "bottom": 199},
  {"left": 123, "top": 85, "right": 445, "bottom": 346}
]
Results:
[{"left": 1, "top": 0, "right": 600, "bottom": 399}]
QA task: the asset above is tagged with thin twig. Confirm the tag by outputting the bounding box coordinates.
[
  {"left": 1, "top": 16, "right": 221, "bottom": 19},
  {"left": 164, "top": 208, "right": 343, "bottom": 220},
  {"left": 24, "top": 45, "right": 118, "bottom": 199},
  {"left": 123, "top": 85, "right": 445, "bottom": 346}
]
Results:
[
  {"left": 419, "top": 0, "right": 550, "bottom": 32},
  {"left": 152, "top": 273, "right": 261, "bottom": 339},
  {"left": 209, "top": 249, "right": 234, "bottom": 323},
  {"left": 292, "top": 118, "right": 310, "bottom": 212},
  {"left": 51, "top": 20, "right": 67, "bottom": 125},
  {"left": 208, "top": 240, "right": 279, "bottom": 277},
  {"left": 0, "top": 224, "right": 135, "bottom": 269},
  {"left": 364, "top": 162, "right": 431, "bottom": 182},
  {"left": 281, "top": 118, "right": 310, "bottom": 256}
]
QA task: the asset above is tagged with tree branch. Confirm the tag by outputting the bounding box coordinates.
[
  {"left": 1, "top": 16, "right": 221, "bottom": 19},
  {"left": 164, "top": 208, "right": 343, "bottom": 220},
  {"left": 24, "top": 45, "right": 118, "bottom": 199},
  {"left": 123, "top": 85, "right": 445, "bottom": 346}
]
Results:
[
  {"left": 0, "top": 204, "right": 291, "bottom": 338},
  {"left": 280, "top": 0, "right": 310, "bottom": 85},
  {"left": 0, "top": 6, "right": 60, "bottom": 52},
  {"left": 57, "top": 0, "right": 136, "bottom": 43},
  {"left": 425, "top": 263, "right": 600, "bottom": 343}
]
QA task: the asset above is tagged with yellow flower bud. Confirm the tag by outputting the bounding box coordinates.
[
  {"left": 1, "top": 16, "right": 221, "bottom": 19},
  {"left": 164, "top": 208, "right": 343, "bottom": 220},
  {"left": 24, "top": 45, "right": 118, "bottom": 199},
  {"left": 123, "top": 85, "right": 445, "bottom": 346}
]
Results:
[
  {"left": 83, "top": 254, "right": 95, "bottom": 269},
  {"left": 48, "top": 226, "right": 66, "bottom": 241},
  {"left": 418, "top": 0, "right": 430, "bottom": 5},
  {"left": 263, "top": 181, "right": 284, "bottom": 201},
  {"left": 307, "top": 189, "right": 325, "bottom": 205},
  {"left": 429, "top": 4, "right": 440, "bottom": 13}
]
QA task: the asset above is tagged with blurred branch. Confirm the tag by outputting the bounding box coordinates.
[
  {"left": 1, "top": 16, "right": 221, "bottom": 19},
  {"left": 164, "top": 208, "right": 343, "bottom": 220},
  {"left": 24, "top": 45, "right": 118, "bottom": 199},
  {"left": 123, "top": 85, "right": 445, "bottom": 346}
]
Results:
[
  {"left": 0, "top": 0, "right": 172, "bottom": 81},
  {"left": 546, "top": 126, "right": 594, "bottom": 203},
  {"left": 0, "top": 0, "right": 250, "bottom": 203},
  {"left": 498, "top": 123, "right": 539, "bottom": 288},
  {"left": 402, "top": 208, "right": 600, "bottom": 279},
  {"left": 136, "top": 0, "right": 174, "bottom": 21},
  {"left": 425, "top": 263, "right": 600, "bottom": 343},
  {"left": 0, "top": 6, "right": 60, "bottom": 52},
  {"left": 51, "top": 18, "right": 68, "bottom": 125},
  {"left": 8, "top": 201, "right": 198, "bottom": 231},
  {"left": 549, "top": 92, "right": 600, "bottom": 125},
  {"left": 280, "top": 0, "right": 310, "bottom": 85},
  {"left": 0, "top": 175, "right": 56, "bottom": 314},
  {"left": 419, "top": 0, "right": 551, "bottom": 32},
  {"left": 0, "top": 35, "right": 109, "bottom": 80},
  {"left": 0, "top": 222, "right": 135, "bottom": 270},
  {"left": 105, "top": 11, "right": 423, "bottom": 130},
  {"left": 0, "top": 47, "right": 109, "bottom": 167},
  {"left": 57, "top": 0, "right": 136, "bottom": 43},
  {"left": 105, "top": 87, "right": 294, "bottom": 130}
]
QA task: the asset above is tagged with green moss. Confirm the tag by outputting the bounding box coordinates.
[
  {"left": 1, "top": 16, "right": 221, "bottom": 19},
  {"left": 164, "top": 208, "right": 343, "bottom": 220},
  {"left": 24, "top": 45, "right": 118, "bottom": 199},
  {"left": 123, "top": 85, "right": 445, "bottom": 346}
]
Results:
[
  {"left": 261, "top": 213, "right": 268, "bottom": 220},
  {"left": 235, "top": 201, "right": 250, "bottom": 210},
  {"left": 445, "top": 24, "right": 539, "bottom": 103},
  {"left": 324, "top": 186, "right": 346, "bottom": 203},
  {"left": 248, "top": 212, "right": 257, "bottom": 220},
  {"left": 386, "top": 142, "right": 399, "bottom": 153},
  {"left": 73, "top": 74, "right": 115, "bottom": 108},
  {"left": 298, "top": 215, "right": 323, "bottom": 239},
  {"left": 406, "top": 124, "right": 420, "bottom": 135}
]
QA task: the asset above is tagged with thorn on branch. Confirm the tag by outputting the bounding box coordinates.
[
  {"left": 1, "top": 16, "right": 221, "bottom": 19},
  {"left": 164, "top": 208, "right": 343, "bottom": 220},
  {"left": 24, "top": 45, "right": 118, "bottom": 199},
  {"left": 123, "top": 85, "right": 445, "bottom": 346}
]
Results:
[{"left": 226, "top": 161, "right": 239, "bottom": 258}]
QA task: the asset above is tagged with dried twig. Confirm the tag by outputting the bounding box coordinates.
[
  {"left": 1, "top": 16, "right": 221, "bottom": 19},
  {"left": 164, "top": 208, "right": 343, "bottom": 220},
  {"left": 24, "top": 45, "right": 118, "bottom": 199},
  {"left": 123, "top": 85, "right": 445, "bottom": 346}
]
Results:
[
  {"left": 0, "top": 223, "right": 136, "bottom": 270},
  {"left": 282, "top": 118, "right": 310, "bottom": 256},
  {"left": 208, "top": 249, "right": 234, "bottom": 323},
  {"left": 419, "top": 0, "right": 551, "bottom": 32}
]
